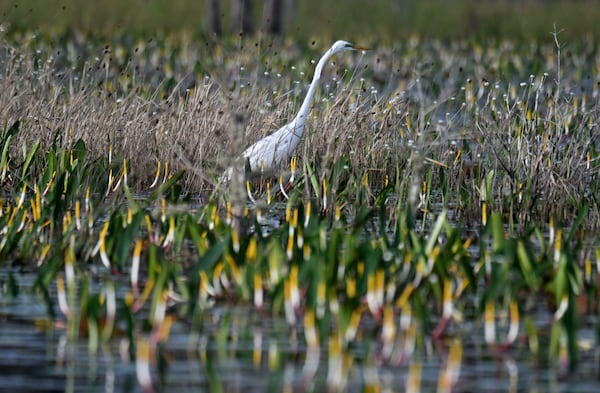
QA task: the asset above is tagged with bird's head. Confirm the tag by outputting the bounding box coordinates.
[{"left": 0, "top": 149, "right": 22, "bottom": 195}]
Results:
[{"left": 331, "top": 40, "right": 370, "bottom": 54}]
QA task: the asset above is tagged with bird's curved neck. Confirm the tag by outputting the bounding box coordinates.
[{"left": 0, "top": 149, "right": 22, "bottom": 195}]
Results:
[{"left": 294, "top": 46, "right": 335, "bottom": 126}]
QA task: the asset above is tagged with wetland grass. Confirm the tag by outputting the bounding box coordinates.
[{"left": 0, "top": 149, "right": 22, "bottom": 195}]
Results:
[{"left": 0, "top": 31, "right": 599, "bottom": 390}]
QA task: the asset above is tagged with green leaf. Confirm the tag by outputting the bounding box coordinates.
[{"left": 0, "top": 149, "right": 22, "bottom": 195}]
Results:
[
  {"left": 0, "top": 120, "right": 20, "bottom": 146},
  {"left": 187, "top": 217, "right": 206, "bottom": 253},
  {"left": 0, "top": 134, "right": 13, "bottom": 176},
  {"left": 425, "top": 209, "right": 446, "bottom": 255},
  {"left": 305, "top": 161, "right": 320, "bottom": 198},
  {"left": 72, "top": 139, "right": 87, "bottom": 163},
  {"left": 555, "top": 253, "right": 567, "bottom": 302},
  {"left": 516, "top": 239, "right": 538, "bottom": 289},
  {"left": 123, "top": 184, "right": 144, "bottom": 213},
  {"left": 21, "top": 140, "right": 40, "bottom": 181},
  {"left": 146, "top": 169, "right": 185, "bottom": 204},
  {"left": 194, "top": 234, "right": 229, "bottom": 275},
  {"left": 489, "top": 212, "right": 504, "bottom": 253},
  {"left": 567, "top": 200, "right": 588, "bottom": 243}
]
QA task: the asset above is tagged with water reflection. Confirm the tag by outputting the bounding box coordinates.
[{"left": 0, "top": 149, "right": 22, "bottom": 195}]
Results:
[{"left": 1, "top": 272, "right": 600, "bottom": 392}]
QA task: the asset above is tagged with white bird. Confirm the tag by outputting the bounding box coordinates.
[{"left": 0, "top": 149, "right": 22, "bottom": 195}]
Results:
[{"left": 225, "top": 40, "right": 368, "bottom": 180}]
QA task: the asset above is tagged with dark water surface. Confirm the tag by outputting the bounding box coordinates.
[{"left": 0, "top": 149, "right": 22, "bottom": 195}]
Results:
[{"left": 2, "top": 270, "right": 600, "bottom": 392}]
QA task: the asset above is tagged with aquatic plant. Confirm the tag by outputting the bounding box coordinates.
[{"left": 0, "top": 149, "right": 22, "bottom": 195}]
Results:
[{"left": 0, "top": 30, "right": 599, "bottom": 391}]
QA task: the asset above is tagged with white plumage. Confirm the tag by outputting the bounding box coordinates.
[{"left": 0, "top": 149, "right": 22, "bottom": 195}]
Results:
[{"left": 225, "top": 40, "right": 367, "bottom": 180}]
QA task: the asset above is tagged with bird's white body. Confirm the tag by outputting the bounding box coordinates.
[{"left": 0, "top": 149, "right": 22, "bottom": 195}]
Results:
[
  {"left": 241, "top": 115, "right": 302, "bottom": 174},
  {"left": 236, "top": 40, "right": 364, "bottom": 176}
]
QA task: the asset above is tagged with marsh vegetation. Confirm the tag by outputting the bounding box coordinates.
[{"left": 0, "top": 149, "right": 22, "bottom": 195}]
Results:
[{"left": 1, "top": 3, "right": 599, "bottom": 391}]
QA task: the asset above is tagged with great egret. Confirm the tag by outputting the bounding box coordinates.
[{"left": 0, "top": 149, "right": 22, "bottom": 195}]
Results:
[{"left": 225, "top": 40, "right": 368, "bottom": 180}]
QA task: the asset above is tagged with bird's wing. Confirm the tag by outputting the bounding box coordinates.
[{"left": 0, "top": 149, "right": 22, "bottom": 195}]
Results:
[{"left": 243, "top": 123, "right": 294, "bottom": 172}]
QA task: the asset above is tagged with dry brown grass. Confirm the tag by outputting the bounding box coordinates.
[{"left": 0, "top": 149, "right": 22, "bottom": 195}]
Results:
[
  {"left": 0, "top": 33, "right": 598, "bottom": 229},
  {"left": 0, "top": 35, "right": 389, "bottom": 188}
]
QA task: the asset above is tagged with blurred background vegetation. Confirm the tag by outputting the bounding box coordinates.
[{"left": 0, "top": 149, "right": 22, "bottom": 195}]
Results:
[{"left": 0, "top": 0, "right": 599, "bottom": 41}]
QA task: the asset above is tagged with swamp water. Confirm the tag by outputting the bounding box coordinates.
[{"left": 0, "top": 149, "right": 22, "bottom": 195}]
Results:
[{"left": 2, "top": 270, "right": 600, "bottom": 392}]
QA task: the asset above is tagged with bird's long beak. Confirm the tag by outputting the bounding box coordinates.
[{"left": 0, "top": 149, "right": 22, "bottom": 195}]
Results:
[{"left": 352, "top": 45, "right": 370, "bottom": 51}]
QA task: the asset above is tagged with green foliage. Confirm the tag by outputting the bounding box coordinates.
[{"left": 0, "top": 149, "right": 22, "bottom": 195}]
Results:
[
  {"left": 0, "top": 27, "right": 599, "bottom": 388},
  {"left": 0, "top": 124, "right": 597, "bottom": 376}
]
